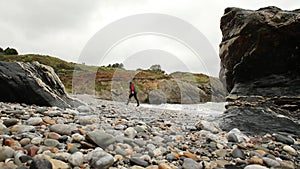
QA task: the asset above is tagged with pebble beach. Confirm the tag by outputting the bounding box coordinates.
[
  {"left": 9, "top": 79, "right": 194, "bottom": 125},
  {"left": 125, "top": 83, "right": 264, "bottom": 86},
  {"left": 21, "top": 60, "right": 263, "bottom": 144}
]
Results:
[{"left": 0, "top": 95, "right": 299, "bottom": 169}]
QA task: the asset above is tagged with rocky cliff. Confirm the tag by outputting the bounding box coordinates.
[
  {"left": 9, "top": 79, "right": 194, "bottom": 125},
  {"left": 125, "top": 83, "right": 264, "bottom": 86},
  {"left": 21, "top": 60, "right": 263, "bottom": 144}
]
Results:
[
  {"left": 219, "top": 7, "right": 300, "bottom": 136},
  {"left": 74, "top": 69, "right": 226, "bottom": 104},
  {"left": 0, "top": 61, "right": 83, "bottom": 108}
]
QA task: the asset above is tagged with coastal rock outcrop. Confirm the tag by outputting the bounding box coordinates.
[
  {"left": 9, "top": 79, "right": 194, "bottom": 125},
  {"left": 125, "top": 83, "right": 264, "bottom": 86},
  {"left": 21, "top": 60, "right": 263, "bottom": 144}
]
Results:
[
  {"left": 0, "top": 61, "right": 83, "bottom": 108},
  {"left": 108, "top": 76, "right": 225, "bottom": 104},
  {"left": 219, "top": 7, "right": 300, "bottom": 136}
]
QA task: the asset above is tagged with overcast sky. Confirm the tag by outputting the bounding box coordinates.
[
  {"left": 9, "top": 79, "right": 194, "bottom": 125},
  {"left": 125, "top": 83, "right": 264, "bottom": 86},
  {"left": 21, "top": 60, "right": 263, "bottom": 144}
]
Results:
[{"left": 1, "top": 0, "right": 299, "bottom": 77}]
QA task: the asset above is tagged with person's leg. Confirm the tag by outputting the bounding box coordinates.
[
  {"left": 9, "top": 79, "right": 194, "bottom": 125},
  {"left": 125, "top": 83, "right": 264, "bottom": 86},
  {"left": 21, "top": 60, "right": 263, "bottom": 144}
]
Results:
[
  {"left": 134, "top": 93, "right": 139, "bottom": 106},
  {"left": 127, "top": 93, "right": 133, "bottom": 105}
]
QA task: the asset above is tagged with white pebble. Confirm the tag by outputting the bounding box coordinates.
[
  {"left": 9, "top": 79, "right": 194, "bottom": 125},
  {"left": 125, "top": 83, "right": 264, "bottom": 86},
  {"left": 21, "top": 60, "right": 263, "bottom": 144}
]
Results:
[{"left": 283, "top": 145, "right": 296, "bottom": 155}]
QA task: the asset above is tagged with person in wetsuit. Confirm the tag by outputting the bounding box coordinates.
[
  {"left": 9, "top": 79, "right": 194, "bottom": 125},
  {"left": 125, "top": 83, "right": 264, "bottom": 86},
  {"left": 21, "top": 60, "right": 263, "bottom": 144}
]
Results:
[{"left": 126, "top": 81, "right": 139, "bottom": 107}]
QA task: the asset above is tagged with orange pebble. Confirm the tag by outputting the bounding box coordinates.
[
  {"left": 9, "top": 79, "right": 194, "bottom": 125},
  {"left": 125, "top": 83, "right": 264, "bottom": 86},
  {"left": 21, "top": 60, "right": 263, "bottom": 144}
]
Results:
[
  {"left": 4, "top": 139, "right": 19, "bottom": 147},
  {"left": 255, "top": 149, "right": 266, "bottom": 156},
  {"left": 78, "top": 128, "right": 87, "bottom": 135},
  {"left": 171, "top": 152, "right": 180, "bottom": 159},
  {"left": 183, "top": 151, "right": 198, "bottom": 160},
  {"left": 158, "top": 163, "right": 172, "bottom": 169}
]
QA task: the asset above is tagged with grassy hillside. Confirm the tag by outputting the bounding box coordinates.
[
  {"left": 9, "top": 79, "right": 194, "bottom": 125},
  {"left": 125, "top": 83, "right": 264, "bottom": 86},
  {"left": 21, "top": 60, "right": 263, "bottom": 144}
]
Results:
[{"left": 0, "top": 54, "right": 75, "bottom": 70}]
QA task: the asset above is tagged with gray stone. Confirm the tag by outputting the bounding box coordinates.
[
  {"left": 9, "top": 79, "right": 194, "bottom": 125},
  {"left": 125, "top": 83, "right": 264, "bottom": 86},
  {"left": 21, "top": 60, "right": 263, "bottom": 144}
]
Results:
[
  {"left": 152, "top": 136, "right": 164, "bottom": 143},
  {"left": 114, "top": 124, "right": 126, "bottom": 130},
  {"left": 88, "top": 149, "right": 114, "bottom": 169},
  {"left": 68, "top": 152, "right": 83, "bottom": 166},
  {"left": 292, "top": 144, "right": 300, "bottom": 150},
  {"left": 166, "top": 153, "right": 177, "bottom": 161},
  {"left": 3, "top": 118, "right": 19, "bottom": 127},
  {"left": 262, "top": 157, "right": 280, "bottom": 168},
  {"left": 115, "top": 148, "right": 128, "bottom": 156},
  {"left": 68, "top": 147, "right": 79, "bottom": 154},
  {"left": 11, "top": 125, "right": 35, "bottom": 134},
  {"left": 77, "top": 115, "right": 99, "bottom": 125},
  {"left": 124, "top": 127, "right": 137, "bottom": 138},
  {"left": 29, "top": 158, "right": 53, "bottom": 169},
  {"left": 272, "top": 133, "right": 294, "bottom": 145},
  {"left": 63, "top": 109, "right": 79, "bottom": 115},
  {"left": 228, "top": 128, "right": 249, "bottom": 142},
  {"left": 134, "top": 139, "right": 145, "bottom": 147},
  {"left": 135, "top": 126, "right": 146, "bottom": 133},
  {"left": 86, "top": 130, "right": 116, "bottom": 149},
  {"left": 14, "top": 150, "right": 26, "bottom": 165},
  {"left": 31, "top": 137, "right": 43, "bottom": 145},
  {"left": 215, "top": 149, "right": 227, "bottom": 158},
  {"left": 195, "top": 120, "right": 220, "bottom": 134},
  {"left": 20, "top": 138, "right": 31, "bottom": 146},
  {"left": 197, "top": 130, "right": 228, "bottom": 145},
  {"left": 77, "top": 105, "right": 91, "bottom": 113},
  {"left": 0, "top": 146, "right": 15, "bottom": 162},
  {"left": 19, "top": 155, "right": 33, "bottom": 163},
  {"left": 44, "top": 139, "right": 59, "bottom": 147},
  {"left": 72, "top": 133, "right": 85, "bottom": 142},
  {"left": 36, "top": 107, "right": 48, "bottom": 113},
  {"left": 42, "top": 110, "right": 61, "bottom": 117},
  {"left": 0, "top": 123, "right": 10, "bottom": 134},
  {"left": 227, "top": 132, "right": 239, "bottom": 143},
  {"left": 232, "top": 148, "right": 245, "bottom": 159},
  {"left": 26, "top": 117, "right": 43, "bottom": 126},
  {"left": 50, "top": 124, "right": 77, "bottom": 135},
  {"left": 130, "top": 157, "right": 149, "bottom": 167},
  {"left": 182, "top": 158, "right": 202, "bottom": 169},
  {"left": 123, "top": 138, "right": 136, "bottom": 147}
]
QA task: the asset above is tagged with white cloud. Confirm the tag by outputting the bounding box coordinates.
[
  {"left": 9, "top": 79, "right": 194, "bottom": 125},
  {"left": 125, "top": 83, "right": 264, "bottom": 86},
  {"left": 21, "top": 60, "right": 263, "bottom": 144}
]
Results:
[
  {"left": 0, "top": 0, "right": 100, "bottom": 60},
  {"left": 0, "top": 0, "right": 299, "bottom": 76}
]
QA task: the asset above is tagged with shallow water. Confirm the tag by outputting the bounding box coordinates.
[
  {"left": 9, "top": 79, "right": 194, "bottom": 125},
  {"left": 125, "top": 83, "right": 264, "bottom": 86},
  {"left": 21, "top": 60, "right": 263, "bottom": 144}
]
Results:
[
  {"left": 140, "top": 102, "right": 226, "bottom": 119},
  {"left": 73, "top": 94, "right": 226, "bottom": 123}
]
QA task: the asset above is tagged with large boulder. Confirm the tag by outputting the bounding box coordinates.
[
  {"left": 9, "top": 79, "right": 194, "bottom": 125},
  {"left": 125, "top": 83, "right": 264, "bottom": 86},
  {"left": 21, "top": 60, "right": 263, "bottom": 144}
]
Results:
[
  {"left": 148, "top": 89, "right": 167, "bottom": 104},
  {"left": 158, "top": 79, "right": 209, "bottom": 104},
  {"left": 219, "top": 6, "right": 300, "bottom": 93},
  {"left": 219, "top": 7, "right": 300, "bottom": 136},
  {"left": 0, "top": 61, "right": 83, "bottom": 108}
]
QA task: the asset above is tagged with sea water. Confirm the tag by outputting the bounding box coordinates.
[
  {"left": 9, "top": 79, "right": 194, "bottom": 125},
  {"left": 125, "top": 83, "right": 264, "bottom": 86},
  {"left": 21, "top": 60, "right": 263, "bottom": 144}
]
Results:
[{"left": 140, "top": 102, "right": 227, "bottom": 120}]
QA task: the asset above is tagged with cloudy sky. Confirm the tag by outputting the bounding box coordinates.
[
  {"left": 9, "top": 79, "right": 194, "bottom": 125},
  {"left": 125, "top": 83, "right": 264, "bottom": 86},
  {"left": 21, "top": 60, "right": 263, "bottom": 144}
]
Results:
[{"left": 0, "top": 0, "right": 299, "bottom": 77}]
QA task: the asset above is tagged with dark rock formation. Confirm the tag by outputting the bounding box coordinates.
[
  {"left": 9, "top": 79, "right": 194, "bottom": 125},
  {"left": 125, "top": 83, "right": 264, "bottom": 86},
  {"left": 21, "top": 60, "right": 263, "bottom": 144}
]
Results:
[
  {"left": 219, "top": 7, "right": 300, "bottom": 136},
  {"left": 0, "top": 61, "right": 83, "bottom": 108}
]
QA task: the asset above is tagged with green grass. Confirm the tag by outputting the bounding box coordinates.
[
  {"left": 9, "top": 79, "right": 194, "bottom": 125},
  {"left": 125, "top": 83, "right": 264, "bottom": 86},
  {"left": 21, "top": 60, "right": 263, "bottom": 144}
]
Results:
[
  {"left": 170, "top": 72, "right": 209, "bottom": 83},
  {"left": 0, "top": 54, "right": 75, "bottom": 72}
]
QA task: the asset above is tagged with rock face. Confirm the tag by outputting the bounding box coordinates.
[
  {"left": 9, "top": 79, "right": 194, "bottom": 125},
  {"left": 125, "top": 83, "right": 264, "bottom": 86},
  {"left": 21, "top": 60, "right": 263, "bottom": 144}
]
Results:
[
  {"left": 98, "top": 71, "right": 226, "bottom": 104},
  {"left": 0, "top": 61, "right": 83, "bottom": 108},
  {"left": 219, "top": 7, "right": 300, "bottom": 136}
]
